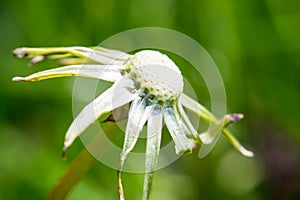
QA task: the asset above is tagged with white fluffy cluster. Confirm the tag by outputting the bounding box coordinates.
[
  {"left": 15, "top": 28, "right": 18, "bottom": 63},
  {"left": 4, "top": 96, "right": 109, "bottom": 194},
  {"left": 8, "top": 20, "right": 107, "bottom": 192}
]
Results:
[{"left": 127, "top": 50, "right": 183, "bottom": 102}]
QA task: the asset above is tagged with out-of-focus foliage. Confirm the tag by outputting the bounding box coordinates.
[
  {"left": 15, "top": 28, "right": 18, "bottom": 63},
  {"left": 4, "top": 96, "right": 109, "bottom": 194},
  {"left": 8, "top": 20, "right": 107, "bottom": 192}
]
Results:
[{"left": 0, "top": 0, "right": 299, "bottom": 199}]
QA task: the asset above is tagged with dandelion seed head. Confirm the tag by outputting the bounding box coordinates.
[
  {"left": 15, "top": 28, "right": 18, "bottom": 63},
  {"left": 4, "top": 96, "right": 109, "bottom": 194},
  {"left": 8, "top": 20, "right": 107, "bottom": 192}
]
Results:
[
  {"left": 127, "top": 50, "right": 183, "bottom": 102},
  {"left": 13, "top": 44, "right": 253, "bottom": 200}
]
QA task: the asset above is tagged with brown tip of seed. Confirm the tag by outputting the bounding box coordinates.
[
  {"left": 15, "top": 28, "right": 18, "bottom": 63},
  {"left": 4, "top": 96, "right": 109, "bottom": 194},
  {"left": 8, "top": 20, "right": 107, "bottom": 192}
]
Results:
[
  {"left": 62, "top": 146, "right": 68, "bottom": 160},
  {"left": 12, "top": 77, "right": 26, "bottom": 82},
  {"left": 13, "top": 48, "right": 28, "bottom": 58},
  {"left": 29, "top": 55, "right": 45, "bottom": 66},
  {"left": 226, "top": 113, "right": 244, "bottom": 123}
]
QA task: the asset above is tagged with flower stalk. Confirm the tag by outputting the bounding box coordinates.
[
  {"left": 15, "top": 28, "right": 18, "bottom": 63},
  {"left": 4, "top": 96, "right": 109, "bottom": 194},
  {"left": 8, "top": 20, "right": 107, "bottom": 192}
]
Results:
[
  {"left": 13, "top": 46, "right": 254, "bottom": 200},
  {"left": 47, "top": 123, "right": 122, "bottom": 200}
]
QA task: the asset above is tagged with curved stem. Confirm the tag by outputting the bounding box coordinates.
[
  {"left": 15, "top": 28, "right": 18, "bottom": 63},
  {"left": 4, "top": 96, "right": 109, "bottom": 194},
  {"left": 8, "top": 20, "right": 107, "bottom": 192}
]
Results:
[{"left": 46, "top": 123, "right": 121, "bottom": 200}]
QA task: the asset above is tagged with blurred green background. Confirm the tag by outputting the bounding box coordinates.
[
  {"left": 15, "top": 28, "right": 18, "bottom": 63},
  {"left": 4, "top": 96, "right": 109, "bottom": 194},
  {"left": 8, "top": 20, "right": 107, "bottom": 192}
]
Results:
[{"left": 1, "top": 0, "right": 300, "bottom": 199}]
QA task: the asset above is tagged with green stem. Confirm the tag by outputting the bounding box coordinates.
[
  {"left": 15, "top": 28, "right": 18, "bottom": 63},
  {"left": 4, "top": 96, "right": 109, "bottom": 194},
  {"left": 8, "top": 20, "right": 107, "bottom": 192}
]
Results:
[
  {"left": 46, "top": 146, "right": 96, "bottom": 200},
  {"left": 46, "top": 122, "right": 121, "bottom": 200}
]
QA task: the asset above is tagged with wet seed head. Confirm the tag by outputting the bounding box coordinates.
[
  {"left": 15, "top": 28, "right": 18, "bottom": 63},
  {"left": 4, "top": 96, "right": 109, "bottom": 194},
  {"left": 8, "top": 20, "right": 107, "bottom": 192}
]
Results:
[{"left": 127, "top": 50, "right": 184, "bottom": 102}]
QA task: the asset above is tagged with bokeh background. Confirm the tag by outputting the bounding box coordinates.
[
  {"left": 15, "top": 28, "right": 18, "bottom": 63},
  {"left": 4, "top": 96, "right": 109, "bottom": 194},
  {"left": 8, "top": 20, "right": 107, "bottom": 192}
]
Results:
[{"left": 1, "top": 0, "right": 300, "bottom": 199}]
